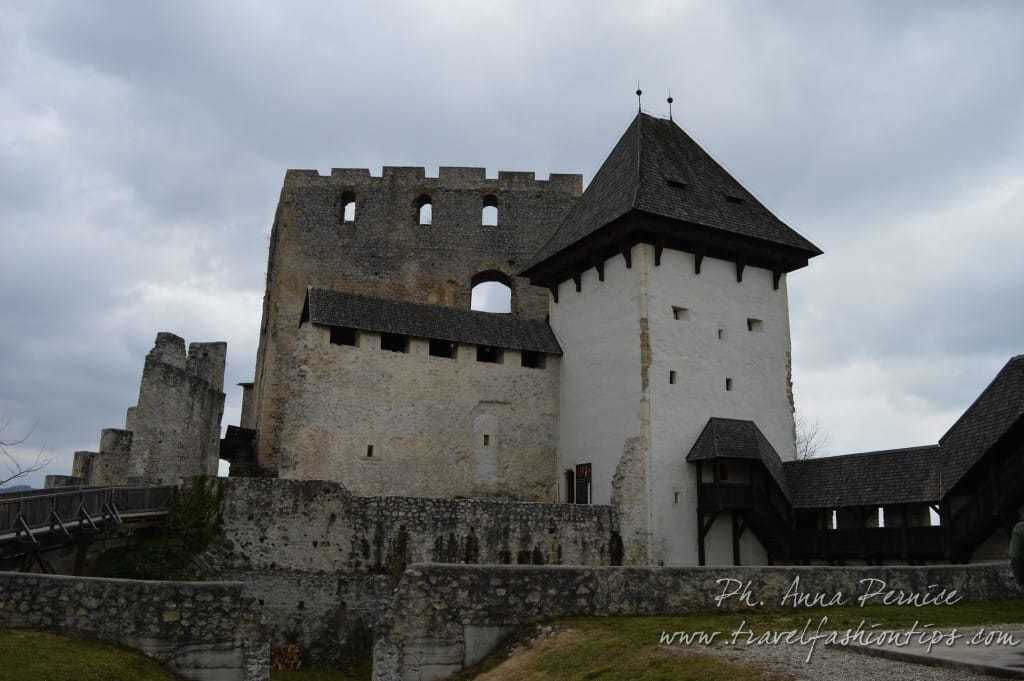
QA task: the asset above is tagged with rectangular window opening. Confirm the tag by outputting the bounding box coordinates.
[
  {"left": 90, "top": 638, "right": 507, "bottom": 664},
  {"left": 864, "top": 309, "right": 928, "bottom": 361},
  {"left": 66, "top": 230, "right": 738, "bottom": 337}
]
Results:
[
  {"left": 725, "top": 195, "right": 744, "bottom": 204},
  {"left": 476, "top": 345, "right": 503, "bottom": 364},
  {"left": 669, "top": 370, "right": 677, "bottom": 385},
  {"left": 574, "top": 463, "right": 592, "bottom": 505},
  {"left": 673, "top": 491, "right": 680, "bottom": 505},
  {"left": 718, "top": 328, "right": 726, "bottom": 341},
  {"left": 366, "top": 445, "right": 374, "bottom": 458},
  {"left": 380, "top": 333, "right": 408, "bottom": 353},
  {"left": 330, "top": 326, "right": 357, "bottom": 346},
  {"left": 429, "top": 338, "right": 456, "bottom": 358},
  {"left": 726, "top": 377, "right": 733, "bottom": 391},
  {"left": 521, "top": 350, "right": 545, "bottom": 369},
  {"left": 672, "top": 306, "right": 689, "bottom": 320},
  {"left": 483, "top": 434, "right": 490, "bottom": 446},
  {"left": 747, "top": 318, "right": 763, "bottom": 332}
]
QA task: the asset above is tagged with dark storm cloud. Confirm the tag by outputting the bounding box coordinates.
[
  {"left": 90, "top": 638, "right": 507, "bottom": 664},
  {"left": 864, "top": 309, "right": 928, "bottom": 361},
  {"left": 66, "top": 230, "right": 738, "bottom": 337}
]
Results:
[{"left": 1, "top": 0, "right": 1022, "bottom": 485}]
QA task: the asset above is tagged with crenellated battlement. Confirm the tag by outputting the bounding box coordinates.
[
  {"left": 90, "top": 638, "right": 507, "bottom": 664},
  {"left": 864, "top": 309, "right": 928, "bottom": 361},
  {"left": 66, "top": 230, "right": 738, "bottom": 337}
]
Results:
[{"left": 285, "top": 166, "right": 582, "bottom": 194}]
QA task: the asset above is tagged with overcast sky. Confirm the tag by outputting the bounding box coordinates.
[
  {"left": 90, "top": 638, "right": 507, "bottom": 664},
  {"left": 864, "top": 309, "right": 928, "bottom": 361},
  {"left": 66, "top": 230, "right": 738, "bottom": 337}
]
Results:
[{"left": 2, "top": 1, "right": 1022, "bottom": 488}]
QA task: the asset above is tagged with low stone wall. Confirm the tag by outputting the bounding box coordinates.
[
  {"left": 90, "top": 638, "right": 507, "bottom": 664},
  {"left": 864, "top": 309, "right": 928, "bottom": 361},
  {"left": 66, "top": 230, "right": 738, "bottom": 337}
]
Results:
[
  {"left": 199, "top": 478, "right": 620, "bottom": 660},
  {"left": 0, "top": 571, "right": 268, "bottom": 681},
  {"left": 373, "top": 562, "right": 1024, "bottom": 681}
]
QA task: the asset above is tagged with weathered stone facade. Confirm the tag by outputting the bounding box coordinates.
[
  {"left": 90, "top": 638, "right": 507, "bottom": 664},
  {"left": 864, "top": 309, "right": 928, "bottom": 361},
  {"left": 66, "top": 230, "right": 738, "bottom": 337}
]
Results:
[
  {"left": 0, "top": 571, "right": 268, "bottom": 681},
  {"left": 277, "top": 323, "right": 559, "bottom": 499},
  {"left": 251, "top": 167, "right": 581, "bottom": 475},
  {"left": 197, "top": 478, "right": 620, "bottom": 659},
  {"left": 374, "top": 562, "right": 1024, "bottom": 680}
]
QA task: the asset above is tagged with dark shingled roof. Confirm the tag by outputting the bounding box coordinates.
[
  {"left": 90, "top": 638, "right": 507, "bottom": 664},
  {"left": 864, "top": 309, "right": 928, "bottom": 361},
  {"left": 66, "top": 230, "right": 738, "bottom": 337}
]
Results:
[
  {"left": 783, "top": 445, "right": 941, "bottom": 509},
  {"left": 525, "top": 113, "right": 822, "bottom": 271},
  {"left": 305, "top": 287, "right": 562, "bottom": 355},
  {"left": 938, "top": 355, "right": 1024, "bottom": 494},
  {"left": 686, "top": 418, "right": 789, "bottom": 497}
]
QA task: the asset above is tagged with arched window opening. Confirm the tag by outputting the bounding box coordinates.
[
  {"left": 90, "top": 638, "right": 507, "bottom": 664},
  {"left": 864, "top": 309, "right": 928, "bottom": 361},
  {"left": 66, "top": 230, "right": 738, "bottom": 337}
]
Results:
[
  {"left": 341, "top": 191, "right": 356, "bottom": 223},
  {"left": 482, "top": 194, "right": 498, "bottom": 226},
  {"left": 416, "top": 194, "right": 432, "bottom": 225},
  {"left": 471, "top": 281, "right": 511, "bottom": 313}
]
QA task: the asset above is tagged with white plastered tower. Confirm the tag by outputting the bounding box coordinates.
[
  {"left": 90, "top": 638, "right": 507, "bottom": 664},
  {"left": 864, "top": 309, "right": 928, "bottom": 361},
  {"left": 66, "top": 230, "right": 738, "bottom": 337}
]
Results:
[{"left": 522, "top": 113, "right": 821, "bottom": 566}]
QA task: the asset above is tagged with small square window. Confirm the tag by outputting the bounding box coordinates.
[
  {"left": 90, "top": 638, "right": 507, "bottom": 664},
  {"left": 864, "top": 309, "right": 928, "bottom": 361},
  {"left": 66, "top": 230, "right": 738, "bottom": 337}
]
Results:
[
  {"left": 672, "top": 306, "right": 689, "bottom": 320},
  {"left": 381, "top": 333, "right": 408, "bottom": 353},
  {"left": 330, "top": 326, "right": 357, "bottom": 346},
  {"left": 477, "top": 346, "right": 503, "bottom": 364},
  {"left": 747, "top": 318, "right": 763, "bottom": 332},
  {"left": 429, "top": 338, "right": 456, "bottom": 358},
  {"left": 521, "top": 350, "right": 545, "bottom": 369}
]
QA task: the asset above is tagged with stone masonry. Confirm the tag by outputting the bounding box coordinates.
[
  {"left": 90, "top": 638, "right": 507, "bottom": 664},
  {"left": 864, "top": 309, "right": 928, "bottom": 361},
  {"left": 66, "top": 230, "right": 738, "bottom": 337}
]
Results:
[
  {"left": 374, "top": 562, "right": 1024, "bottom": 681},
  {"left": 251, "top": 167, "right": 582, "bottom": 474},
  {"left": 197, "top": 478, "right": 620, "bottom": 660},
  {"left": 48, "top": 332, "right": 226, "bottom": 487},
  {"left": 0, "top": 571, "right": 268, "bottom": 681}
]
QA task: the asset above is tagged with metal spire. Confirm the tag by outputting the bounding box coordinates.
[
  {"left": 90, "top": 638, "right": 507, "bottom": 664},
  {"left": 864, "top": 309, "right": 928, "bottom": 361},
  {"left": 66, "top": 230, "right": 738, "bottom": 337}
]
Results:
[
  {"left": 667, "top": 91, "right": 674, "bottom": 121},
  {"left": 636, "top": 84, "right": 642, "bottom": 113}
]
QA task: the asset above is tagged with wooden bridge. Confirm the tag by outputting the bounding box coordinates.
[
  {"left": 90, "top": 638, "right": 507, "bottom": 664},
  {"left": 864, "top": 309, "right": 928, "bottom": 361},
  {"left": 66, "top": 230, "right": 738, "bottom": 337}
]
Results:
[{"left": 0, "top": 485, "right": 175, "bottom": 572}]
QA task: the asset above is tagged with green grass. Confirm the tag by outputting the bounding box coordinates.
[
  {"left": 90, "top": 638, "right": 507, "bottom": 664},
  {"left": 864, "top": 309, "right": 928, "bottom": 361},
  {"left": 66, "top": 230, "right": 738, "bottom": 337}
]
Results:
[
  {"left": 10, "top": 601, "right": 1024, "bottom": 681},
  {"left": 0, "top": 629, "right": 186, "bottom": 681},
  {"left": 450, "top": 599, "right": 1024, "bottom": 681}
]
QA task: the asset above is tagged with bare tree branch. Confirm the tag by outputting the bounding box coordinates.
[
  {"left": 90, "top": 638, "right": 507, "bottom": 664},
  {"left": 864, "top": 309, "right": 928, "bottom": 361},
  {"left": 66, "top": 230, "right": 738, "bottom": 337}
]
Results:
[
  {"left": 0, "top": 415, "right": 51, "bottom": 488},
  {"left": 795, "top": 412, "right": 831, "bottom": 460}
]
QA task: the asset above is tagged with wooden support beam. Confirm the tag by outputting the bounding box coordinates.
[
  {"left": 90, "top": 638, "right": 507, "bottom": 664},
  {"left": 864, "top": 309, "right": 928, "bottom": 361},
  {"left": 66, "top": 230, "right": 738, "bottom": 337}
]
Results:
[
  {"left": 617, "top": 242, "right": 632, "bottom": 268},
  {"left": 549, "top": 285, "right": 558, "bottom": 304},
  {"left": 772, "top": 267, "right": 783, "bottom": 290},
  {"left": 654, "top": 238, "right": 665, "bottom": 267},
  {"left": 698, "top": 510, "right": 720, "bottom": 567},
  {"left": 572, "top": 272, "right": 581, "bottom": 293},
  {"left": 694, "top": 251, "right": 704, "bottom": 275},
  {"left": 590, "top": 257, "right": 605, "bottom": 282},
  {"left": 735, "top": 257, "right": 746, "bottom": 283}
]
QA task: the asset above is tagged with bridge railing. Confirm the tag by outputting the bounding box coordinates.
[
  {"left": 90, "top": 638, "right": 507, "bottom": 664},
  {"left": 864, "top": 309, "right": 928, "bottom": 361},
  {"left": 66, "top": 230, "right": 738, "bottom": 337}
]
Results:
[{"left": 0, "top": 485, "right": 175, "bottom": 540}]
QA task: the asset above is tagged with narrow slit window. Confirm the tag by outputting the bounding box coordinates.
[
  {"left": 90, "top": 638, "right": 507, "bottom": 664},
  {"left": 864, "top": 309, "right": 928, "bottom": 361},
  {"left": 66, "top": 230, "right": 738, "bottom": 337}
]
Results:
[
  {"left": 725, "top": 377, "right": 733, "bottom": 391},
  {"left": 718, "top": 328, "right": 726, "bottom": 341},
  {"left": 380, "top": 333, "right": 408, "bottom": 353},
  {"left": 429, "top": 338, "right": 456, "bottom": 358},
  {"left": 669, "top": 370, "right": 677, "bottom": 385},
  {"left": 672, "top": 306, "right": 689, "bottom": 320},
  {"left": 483, "top": 434, "right": 490, "bottom": 446},
  {"left": 476, "top": 345, "right": 503, "bottom": 364},
  {"left": 330, "top": 326, "right": 357, "bottom": 346},
  {"left": 521, "top": 350, "right": 544, "bottom": 369},
  {"left": 725, "top": 195, "right": 744, "bottom": 204},
  {"left": 482, "top": 194, "right": 498, "bottom": 226},
  {"left": 747, "top": 318, "right": 763, "bottom": 332},
  {"left": 366, "top": 445, "right": 374, "bottom": 458}
]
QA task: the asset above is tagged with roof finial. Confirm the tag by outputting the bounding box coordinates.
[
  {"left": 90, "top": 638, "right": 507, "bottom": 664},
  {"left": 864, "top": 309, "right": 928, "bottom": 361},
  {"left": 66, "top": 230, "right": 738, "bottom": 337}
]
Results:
[
  {"left": 667, "top": 90, "right": 674, "bottom": 121},
  {"left": 636, "top": 83, "right": 642, "bottom": 113}
]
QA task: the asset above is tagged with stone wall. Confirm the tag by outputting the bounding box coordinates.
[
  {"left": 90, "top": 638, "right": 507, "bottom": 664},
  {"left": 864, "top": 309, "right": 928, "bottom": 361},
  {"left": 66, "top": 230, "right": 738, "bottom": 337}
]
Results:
[
  {"left": 198, "top": 478, "right": 620, "bottom": 660},
  {"left": 53, "top": 332, "right": 226, "bottom": 487},
  {"left": 252, "top": 166, "right": 581, "bottom": 473},
  {"left": 0, "top": 571, "right": 268, "bottom": 681},
  {"left": 277, "top": 322, "right": 559, "bottom": 500},
  {"left": 373, "top": 562, "right": 1024, "bottom": 681}
]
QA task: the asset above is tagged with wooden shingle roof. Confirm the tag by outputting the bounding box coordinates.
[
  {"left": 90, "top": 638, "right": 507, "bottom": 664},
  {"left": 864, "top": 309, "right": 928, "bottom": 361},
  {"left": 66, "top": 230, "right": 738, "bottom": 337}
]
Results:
[
  {"left": 306, "top": 287, "right": 562, "bottom": 355},
  {"left": 686, "top": 418, "right": 789, "bottom": 497},
  {"left": 523, "top": 113, "right": 821, "bottom": 281}
]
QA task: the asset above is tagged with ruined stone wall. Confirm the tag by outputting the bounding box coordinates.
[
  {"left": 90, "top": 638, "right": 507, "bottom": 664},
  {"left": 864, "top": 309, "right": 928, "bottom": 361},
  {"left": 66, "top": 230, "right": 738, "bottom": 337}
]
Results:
[
  {"left": 277, "top": 323, "right": 559, "bottom": 500},
  {"left": 0, "top": 571, "right": 268, "bottom": 681},
  {"left": 252, "top": 167, "right": 581, "bottom": 472},
  {"left": 59, "top": 333, "right": 226, "bottom": 487},
  {"left": 198, "top": 478, "right": 619, "bottom": 660},
  {"left": 374, "top": 562, "right": 1024, "bottom": 680}
]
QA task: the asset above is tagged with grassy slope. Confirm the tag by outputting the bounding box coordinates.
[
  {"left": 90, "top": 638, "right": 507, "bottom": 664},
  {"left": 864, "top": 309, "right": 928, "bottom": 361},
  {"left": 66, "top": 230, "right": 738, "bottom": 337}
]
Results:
[
  {"left": 0, "top": 629, "right": 186, "bottom": 681},
  {"left": 8, "top": 600, "right": 1023, "bottom": 681}
]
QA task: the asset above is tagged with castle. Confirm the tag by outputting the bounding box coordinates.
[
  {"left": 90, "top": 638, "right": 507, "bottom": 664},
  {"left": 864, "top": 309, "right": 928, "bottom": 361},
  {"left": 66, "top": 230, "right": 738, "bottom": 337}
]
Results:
[{"left": 60, "top": 111, "right": 1023, "bottom": 569}]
